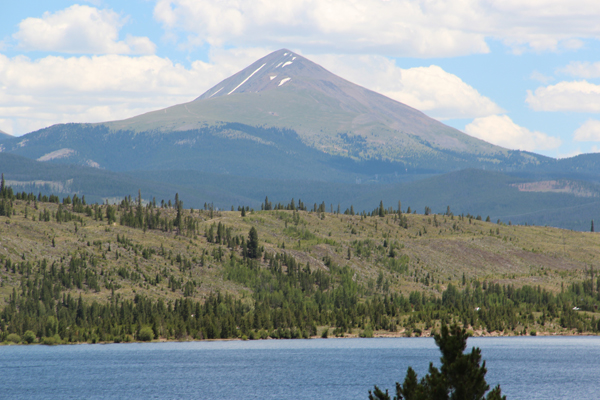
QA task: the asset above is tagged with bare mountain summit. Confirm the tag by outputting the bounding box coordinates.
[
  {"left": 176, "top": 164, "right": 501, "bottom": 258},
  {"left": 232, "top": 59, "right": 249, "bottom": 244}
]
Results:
[
  {"left": 108, "top": 49, "right": 524, "bottom": 164},
  {"left": 2, "top": 49, "right": 548, "bottom": 180}
]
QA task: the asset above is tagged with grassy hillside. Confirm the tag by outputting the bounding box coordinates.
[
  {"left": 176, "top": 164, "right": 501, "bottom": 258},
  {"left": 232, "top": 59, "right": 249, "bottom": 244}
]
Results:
[{"left": 2, "top": 186, "right": 600, "bottom": 344}]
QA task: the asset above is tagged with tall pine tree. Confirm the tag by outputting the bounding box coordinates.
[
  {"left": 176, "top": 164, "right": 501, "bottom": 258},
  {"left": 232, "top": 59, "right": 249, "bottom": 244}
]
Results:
[
  {"left": 369, "top": 325, "right": 506, "bottom": 400},
  {"left": 247, "top": 226, "right": 259, "bottom": 259}
]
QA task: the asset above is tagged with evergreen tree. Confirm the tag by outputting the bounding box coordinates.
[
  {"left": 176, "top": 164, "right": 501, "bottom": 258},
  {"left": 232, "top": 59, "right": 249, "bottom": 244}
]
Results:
[
  {"left": 264, "top": 196, "right": 272, "bottom": 211},
  {"left": 592, "top": 220, "right": 595, "bottom": 233},
  {"left": 106, "top": 205, "right": 117, "bottom": 225},
  {"left": 368, "top": 325, "right": 505, "bottom": 400},
  {"left": 247, "top": 226, "right": 259, "bottom": 259},
  {"left": 174, "top": 193, "right": 182, "bottom": 231},
  {"left": 379, "top": 201, "right": 385, "bottom": 217}
]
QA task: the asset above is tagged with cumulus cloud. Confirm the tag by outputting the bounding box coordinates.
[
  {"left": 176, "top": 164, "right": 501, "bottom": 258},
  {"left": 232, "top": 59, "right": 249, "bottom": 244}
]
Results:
[
  {"left": 13, "top": 5, "right": 155, "bottom": 54},
  {"left": 526, "top": 81, "right": 600, "bottom": 112},
  {"left": 530, "top": 71, "right": 554, "bottom": 84},
  {"left": 311, "top": 54, "right": 502, "bottom": 119},
  {"left": 558, "top": 61, "right": 600, "bottom": 78},
  {"left": 153, "top": 0, "right": 600, "bottom": 57},
  {"left": 0, "top": 49, "right": 266, "bottom": 135},
  {"left": 464, "top": 114, "right": 561, "bottom": 151},
  {"left": 574, "top": 119, "right": 600, "bottom": 141},
  {"left": 154, "top": 0, "right": 489, "bottom": 57},
  {"left": 0, "top": 119, "right": 14, "bottom": 136}
]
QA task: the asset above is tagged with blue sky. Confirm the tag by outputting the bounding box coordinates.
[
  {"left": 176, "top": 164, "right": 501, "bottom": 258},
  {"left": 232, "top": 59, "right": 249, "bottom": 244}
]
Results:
[{"left": 3, "top": 1, "right": 600, "bottom": 158}]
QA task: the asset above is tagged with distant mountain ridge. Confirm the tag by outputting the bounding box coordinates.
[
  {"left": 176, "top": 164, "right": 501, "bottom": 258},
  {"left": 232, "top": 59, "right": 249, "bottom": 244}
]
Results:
[
  {"left": 1, "top": 49, "right": 553, "bottom": 176},
  {"left": 105, "top": 49, "right": 534, "bottom": 168}
]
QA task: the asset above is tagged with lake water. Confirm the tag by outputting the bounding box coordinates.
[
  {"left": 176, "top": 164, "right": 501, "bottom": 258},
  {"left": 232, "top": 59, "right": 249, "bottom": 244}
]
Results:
[{"left": 1, "top": 337, "right": 599, "bottom": 399}]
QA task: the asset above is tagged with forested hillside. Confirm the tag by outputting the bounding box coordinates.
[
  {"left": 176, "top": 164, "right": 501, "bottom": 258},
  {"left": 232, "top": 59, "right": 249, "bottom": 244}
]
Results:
[{"left": 2, "top": 181, "right": 600, "bottom": 345}]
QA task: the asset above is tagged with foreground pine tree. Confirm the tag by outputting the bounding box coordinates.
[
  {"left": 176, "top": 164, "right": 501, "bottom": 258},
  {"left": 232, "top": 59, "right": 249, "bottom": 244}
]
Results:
[{"left": 369, "top": 325, "right": 506, "bottom": 400}]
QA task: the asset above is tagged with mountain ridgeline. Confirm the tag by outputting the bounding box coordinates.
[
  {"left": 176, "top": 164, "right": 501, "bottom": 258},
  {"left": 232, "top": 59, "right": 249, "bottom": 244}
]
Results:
[{"left": 1, "top": 49, "right": 600, "bottom": 230}]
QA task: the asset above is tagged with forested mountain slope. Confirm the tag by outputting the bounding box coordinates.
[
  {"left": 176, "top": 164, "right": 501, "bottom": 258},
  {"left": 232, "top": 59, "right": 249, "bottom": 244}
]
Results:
[{"left": 1, "top": 184, "right": 600, "bottom": 345}]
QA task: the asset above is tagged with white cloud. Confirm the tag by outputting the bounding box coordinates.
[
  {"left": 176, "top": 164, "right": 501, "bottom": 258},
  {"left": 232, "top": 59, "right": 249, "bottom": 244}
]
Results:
[
  {"left": 0, "top": 119, "right": 14, "bottom": 136},
  {"left": 154, "top": 0, "right": 489, "bottom": 58},
  {"left": 530, "top": 71, "right": 554, "bottom": 84},
  {"left": 0, "top": 49, "right": 265, "bottom": 135},
  {"left": 558, "top": 61, "right": 600, "bottom": 78},
  {"left": 574, "top": 119, "right": 600, "bottom": 141},
  {"left": 526, "top": 80, "right": 600, "bottom": 112},
  {"left": 13, "top": 5, "right": 155, "bottom": 54},
  {"left": 464, "top": 114, "right": 561, "bottom": 151},
  {"left": 153, "top": 0, "right": 600, "bottom": 57},
  {"left": 310, "top": 54, "right": 502, "bottom": 119}
]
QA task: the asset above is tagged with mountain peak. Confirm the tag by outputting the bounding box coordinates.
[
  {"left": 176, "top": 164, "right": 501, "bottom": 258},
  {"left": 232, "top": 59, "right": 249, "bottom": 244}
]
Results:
[
  {"left": 192, "top": 48, "right": 486, "bottom": 153},
  {"left": 195, "top": 49, "right": 320, "bottom": 100},
  {"left": 104, "top": 48, "right": 510, "bottom": 161}
]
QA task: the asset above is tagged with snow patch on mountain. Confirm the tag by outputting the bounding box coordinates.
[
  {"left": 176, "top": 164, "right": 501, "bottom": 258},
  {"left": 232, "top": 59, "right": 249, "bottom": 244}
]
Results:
[
  {"left": 209, "top": 87, "right": 223, "bottom": 98},
  {"left": 228, "top": 63, "right": 266, "bottom": 95},
  {"left": 278, "top": 78, "right": 291, "bottom": 86}
]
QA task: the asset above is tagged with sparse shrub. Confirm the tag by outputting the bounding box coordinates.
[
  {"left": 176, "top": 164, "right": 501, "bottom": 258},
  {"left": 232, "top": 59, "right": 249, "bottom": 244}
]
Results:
[
  {"left": 42, "top": 336, "right": 56, "bottom": 345},
  {"left": 360, "top": 326, "right": 374, "bottom": 338},
  {"left": 6, "top": 333, "right": 21, "bottom": 343},
  {"left": 23, "top": 330, "right": 36, "bottom": 344},
  {"left": 138, "top": 327, "right": 155, "bottom": 342}
]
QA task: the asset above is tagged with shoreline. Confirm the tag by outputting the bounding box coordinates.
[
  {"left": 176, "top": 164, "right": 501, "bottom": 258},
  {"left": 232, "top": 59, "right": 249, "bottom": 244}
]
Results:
[{"left": 2, "top": 328, "right": 598, "bottom": 346}]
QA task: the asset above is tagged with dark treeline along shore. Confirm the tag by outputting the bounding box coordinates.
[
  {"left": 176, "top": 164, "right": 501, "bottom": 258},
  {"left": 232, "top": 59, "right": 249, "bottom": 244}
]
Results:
[{"left": 1, "top": 175, "right": 600, "bottom": 346}]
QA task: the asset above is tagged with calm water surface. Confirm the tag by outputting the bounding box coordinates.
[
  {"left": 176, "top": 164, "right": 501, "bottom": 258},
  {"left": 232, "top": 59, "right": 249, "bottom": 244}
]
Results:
[{"left": 1, "top": 336, "right": 599, "bottom": 399}]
